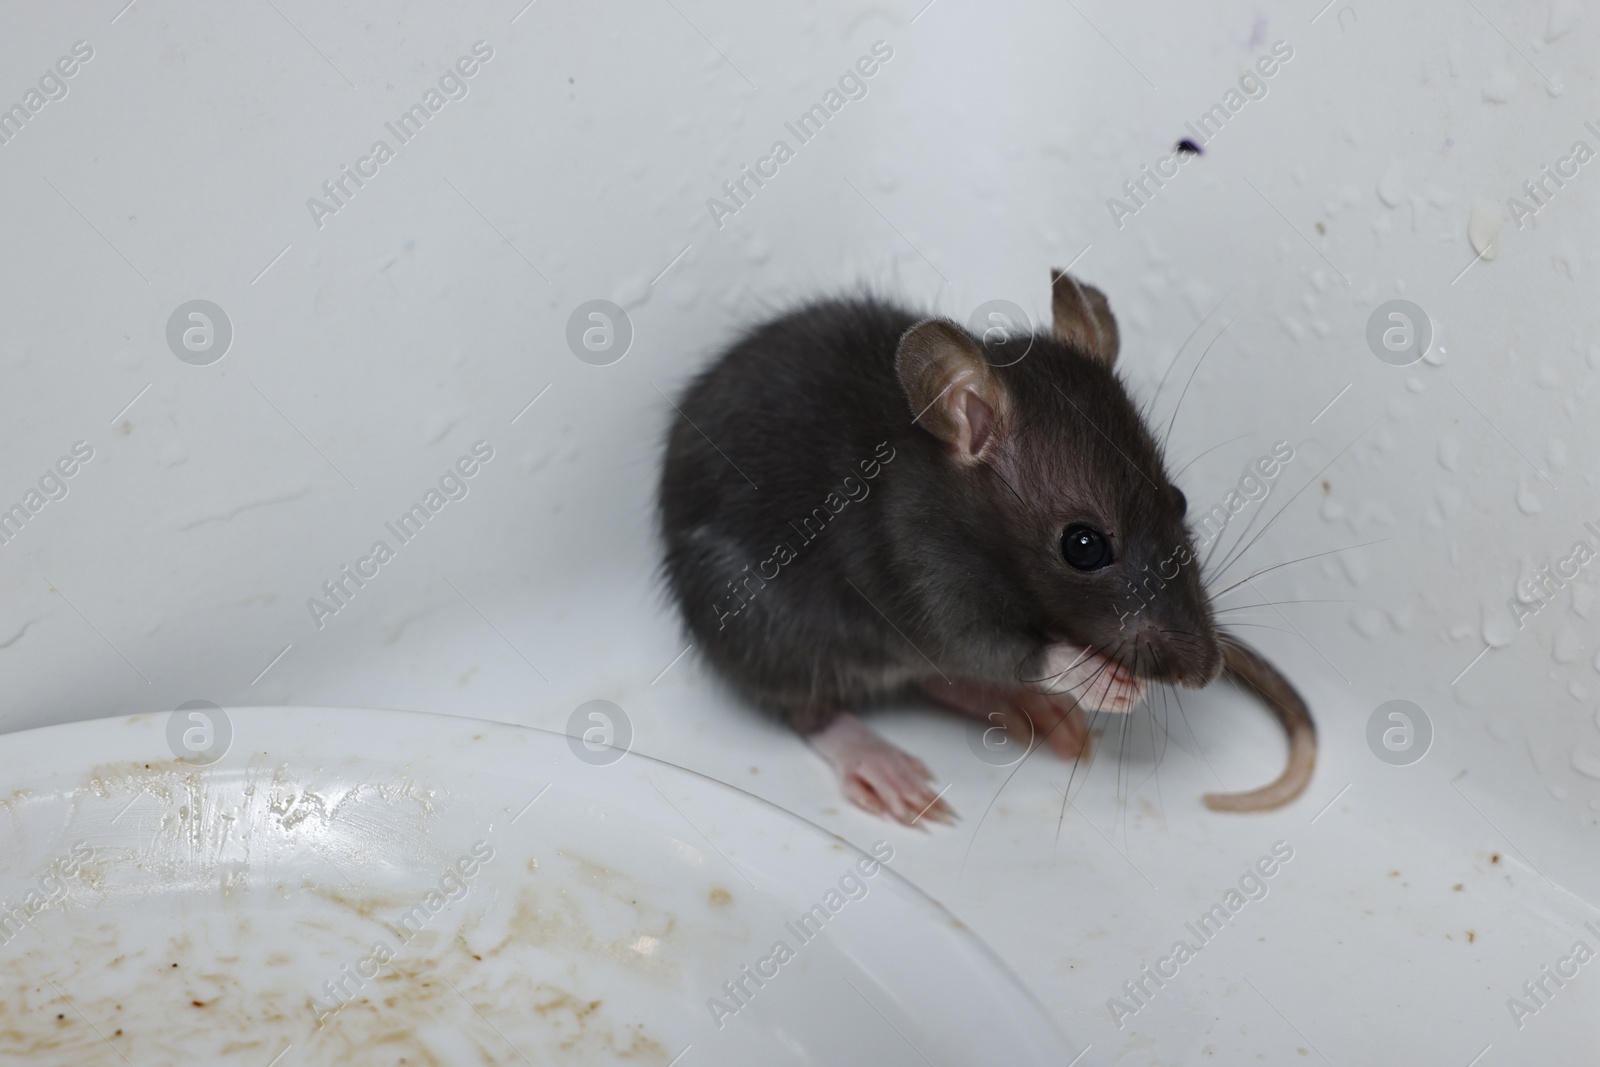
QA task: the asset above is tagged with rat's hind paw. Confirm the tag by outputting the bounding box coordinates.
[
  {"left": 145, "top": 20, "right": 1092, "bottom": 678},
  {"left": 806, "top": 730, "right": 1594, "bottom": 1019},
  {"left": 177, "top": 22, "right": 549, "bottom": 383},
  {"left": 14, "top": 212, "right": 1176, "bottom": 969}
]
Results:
[{"left": 807, "top": 712, "right": 955, "bottom": 826}]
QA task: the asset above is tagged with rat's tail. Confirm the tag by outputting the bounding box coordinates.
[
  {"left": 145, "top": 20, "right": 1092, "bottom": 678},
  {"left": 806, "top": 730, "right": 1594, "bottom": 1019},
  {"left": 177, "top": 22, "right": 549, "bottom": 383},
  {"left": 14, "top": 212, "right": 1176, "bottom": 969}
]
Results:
[{"left": 1201, "top": 637, "right": 1316, "bottom": 812}]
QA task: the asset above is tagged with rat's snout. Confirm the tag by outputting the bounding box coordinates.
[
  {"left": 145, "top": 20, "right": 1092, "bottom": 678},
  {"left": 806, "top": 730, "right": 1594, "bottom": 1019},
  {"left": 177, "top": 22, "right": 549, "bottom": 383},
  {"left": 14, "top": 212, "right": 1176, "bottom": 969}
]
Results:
[
  {"left": 1104, "top": 543, "right": 1224, "bottom": 687},
  {"left": 1115, "top": 606, "right": 1223, "bottom": 688},
  {"left": 1176, "top": 641, "right": 1225, "bottom": 688}
]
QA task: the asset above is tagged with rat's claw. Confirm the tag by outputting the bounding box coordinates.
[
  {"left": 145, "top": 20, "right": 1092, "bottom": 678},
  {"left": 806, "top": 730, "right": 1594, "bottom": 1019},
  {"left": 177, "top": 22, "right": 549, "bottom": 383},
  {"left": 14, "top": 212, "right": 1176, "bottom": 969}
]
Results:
[
  {"left": 845, "top": 749, "right": 948, "bottom": 826},
  {"left": 809, "top": 712, "right": 958, "bottom": 827},
  {"left": 841, "top": 776, "right": 890, "bottom": 818}
]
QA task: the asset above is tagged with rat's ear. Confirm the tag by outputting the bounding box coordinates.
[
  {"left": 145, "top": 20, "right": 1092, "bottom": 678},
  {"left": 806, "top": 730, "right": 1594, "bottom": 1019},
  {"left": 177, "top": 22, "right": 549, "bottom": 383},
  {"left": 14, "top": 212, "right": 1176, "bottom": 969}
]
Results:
[
  {"left": 1050, "top": 269, "right": 1120, "bottom": 366},
  {"left": 895, "top": 319, "right": 1008, "bottom": 463}
]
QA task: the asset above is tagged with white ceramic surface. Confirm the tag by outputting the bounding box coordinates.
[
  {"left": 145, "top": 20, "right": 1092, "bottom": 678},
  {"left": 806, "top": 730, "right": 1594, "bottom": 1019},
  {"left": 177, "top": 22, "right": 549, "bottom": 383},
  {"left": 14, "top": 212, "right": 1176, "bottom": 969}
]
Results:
[{"left": 0, "top": 706, "right": 1068, "bottom": 1065}]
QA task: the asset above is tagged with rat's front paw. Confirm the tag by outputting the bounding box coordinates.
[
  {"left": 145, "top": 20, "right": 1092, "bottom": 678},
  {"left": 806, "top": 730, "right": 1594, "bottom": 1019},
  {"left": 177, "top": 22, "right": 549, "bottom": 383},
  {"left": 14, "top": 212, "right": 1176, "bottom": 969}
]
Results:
[
  {"left": 921, "top": 679, "right": 1092, "bottom": 760},
  {"left": 1028, "top": 642, "right": 1148, "bottom": 714},
  {"left": 807, "top": 713, "right": 955, "bottom": 826}
]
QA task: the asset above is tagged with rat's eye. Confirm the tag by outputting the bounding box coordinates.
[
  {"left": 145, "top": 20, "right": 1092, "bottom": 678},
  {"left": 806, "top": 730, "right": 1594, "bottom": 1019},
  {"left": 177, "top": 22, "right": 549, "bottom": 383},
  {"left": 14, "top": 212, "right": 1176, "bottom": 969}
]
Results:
[{"left": 1061, "top": 524, "right": 1114, "bottom": 571}]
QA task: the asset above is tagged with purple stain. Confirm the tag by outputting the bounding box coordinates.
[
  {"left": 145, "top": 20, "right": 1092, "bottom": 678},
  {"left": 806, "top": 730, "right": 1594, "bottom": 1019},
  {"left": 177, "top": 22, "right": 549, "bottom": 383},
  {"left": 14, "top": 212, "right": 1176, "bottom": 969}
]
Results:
[{"left": 1247, "top": 13, "right": 1268, "bottom": 49}]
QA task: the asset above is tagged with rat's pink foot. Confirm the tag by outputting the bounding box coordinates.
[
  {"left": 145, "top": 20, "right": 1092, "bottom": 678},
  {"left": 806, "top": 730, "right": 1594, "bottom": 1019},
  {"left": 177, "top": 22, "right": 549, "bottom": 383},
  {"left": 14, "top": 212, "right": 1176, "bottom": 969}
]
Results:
[
  {"left": 922, "top": 679, "right": 1091, "bottom": 759},
  {"left": 1028, "top": 642, "right": 1147, "bottom": 714},
  {"left": 807, "top": 713, "right": 955, "bottom": 826}
]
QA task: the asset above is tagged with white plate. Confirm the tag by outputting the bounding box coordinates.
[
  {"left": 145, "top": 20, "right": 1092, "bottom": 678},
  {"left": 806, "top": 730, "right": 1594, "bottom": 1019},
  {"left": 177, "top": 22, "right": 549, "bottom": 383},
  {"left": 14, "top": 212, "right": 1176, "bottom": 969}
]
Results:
[{"left": 0, "top": 707, "right": 1070, "bottom": 1065}]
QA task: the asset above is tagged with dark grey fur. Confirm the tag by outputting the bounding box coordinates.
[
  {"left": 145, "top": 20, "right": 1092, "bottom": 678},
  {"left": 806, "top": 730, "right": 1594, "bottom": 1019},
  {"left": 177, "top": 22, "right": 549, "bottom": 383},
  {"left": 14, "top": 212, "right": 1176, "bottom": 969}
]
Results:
[{"left": 657, "top": 295, "right": 1220, "bottom": 734}]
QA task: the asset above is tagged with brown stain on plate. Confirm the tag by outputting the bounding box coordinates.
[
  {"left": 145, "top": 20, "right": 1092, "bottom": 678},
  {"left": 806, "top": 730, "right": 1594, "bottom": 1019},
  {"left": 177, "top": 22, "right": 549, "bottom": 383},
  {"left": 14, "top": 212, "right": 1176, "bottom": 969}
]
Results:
[
  {"left": 0, "top": 769, "right": 691, "bottom": 1064},
  {"left": 0, "top": 870, "right": 678, "bottom": 1066}
]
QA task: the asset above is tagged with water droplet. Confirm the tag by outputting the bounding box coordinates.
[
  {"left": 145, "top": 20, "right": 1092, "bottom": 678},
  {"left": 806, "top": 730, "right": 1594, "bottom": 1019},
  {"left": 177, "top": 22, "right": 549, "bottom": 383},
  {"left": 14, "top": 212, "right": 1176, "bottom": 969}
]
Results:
[
  {"left": 1377, "top": 159, "right": 1404, "bottom": 207},
  {"left": 1553, "top": 626, "right": 1584, "bottom": 663},
  {"left": 423, "top": 410, "right": 466, "bottom": 445},
  {"left": 615, "top": 276, "right": 651, "bottom": 309},
  {"left": 1516, "top": 476, "right": 1542, "bottom": 515},
  {"left": 1482, "top": 65, "right": 1517, "bottom": 103},
  {"left": 1546, "top": 0, "right": 1579, "bottom": 40},
  {"left": 1512, "top": 561, "right": 1541, "bottom": 607},
  {"left": 1482, "top": 601, "right": 1515, "bottom": 647},
  {"left": 1339, "top": 550, "right": 1370, "bottom": 586},
  {"left": 1530, "top": 740, "right": 1555, "bottom": 775},
  {"left": 1571, "top": 748, "right": 1600, "bottom": 779},
  {"left": 1469, "top": 202, "right": 1502, "bottom": 260},
  {"left": 1352, "top": 609, "right": 1385, "bottom": 638}
]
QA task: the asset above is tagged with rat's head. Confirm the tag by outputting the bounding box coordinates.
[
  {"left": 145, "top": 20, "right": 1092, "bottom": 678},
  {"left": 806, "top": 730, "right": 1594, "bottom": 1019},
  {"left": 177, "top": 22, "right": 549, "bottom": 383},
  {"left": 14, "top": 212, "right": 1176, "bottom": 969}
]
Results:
[{"left": 894, "top": 270, "right": 1222, "bottom": 688}]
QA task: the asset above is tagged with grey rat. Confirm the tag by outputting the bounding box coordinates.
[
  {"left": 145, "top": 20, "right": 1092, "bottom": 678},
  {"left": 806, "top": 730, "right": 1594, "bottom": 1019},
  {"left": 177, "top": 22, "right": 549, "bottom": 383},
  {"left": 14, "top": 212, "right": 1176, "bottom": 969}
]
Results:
[{"left": 656, "top": 270, "right": 1314, "bottom": 823}]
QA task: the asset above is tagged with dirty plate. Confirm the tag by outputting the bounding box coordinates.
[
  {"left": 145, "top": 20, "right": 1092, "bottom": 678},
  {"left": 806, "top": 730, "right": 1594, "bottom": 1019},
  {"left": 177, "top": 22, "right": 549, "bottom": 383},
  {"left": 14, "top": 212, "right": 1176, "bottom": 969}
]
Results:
[{"left": 0, "top": 707, "right": 1070, "bottom": 1065}]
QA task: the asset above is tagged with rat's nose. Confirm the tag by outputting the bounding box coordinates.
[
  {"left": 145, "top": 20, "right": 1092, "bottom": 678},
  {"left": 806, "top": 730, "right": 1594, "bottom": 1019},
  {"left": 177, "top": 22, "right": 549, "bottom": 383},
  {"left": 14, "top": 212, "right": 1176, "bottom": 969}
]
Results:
[{"left": 1120, "top": 612, "right": 1222, "bottom": 687}]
